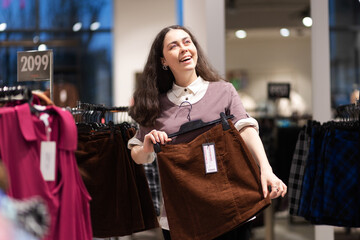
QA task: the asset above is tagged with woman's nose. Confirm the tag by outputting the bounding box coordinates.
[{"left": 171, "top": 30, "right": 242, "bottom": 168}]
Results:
[{"left": 180, "top": 45, "right": 188, "bottom": 53}]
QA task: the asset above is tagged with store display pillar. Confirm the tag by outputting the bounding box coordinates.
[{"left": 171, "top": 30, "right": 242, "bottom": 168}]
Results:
[
  {"left": 311, "top": 0, "right": 334, "bottom": 239},
  {"left": 182, "top": 0, "right": 226, "bottom": 78}
]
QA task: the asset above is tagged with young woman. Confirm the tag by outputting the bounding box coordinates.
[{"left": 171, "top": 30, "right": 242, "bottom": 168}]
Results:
[{"left": 128, "top": 25, "right": 287, "bottom": 240}]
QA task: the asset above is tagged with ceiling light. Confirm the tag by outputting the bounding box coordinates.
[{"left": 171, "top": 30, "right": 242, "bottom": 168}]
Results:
[
  {"left": 0, "top": 23, "right": 7, "bottom": 31},
  {"left": 90, "top": 22, "right": 101, "bottom": 31},
  {"left": 280, "top": 28, "right": 290, "bottom": 37},
  {"left": 33, "top": 35, "right": 40, "bottom": 44},
  {"left": 302, "top": 17, "right": 313, "bottom": 27},
  {"left": 72, "top": 22, "right": 82, "bottom": 32},
  {"left": 38, "top": 44, "right": 47, "bottom": 51},
  {"left": 235, "top": 30, "right": 247, "bottom": 39}
]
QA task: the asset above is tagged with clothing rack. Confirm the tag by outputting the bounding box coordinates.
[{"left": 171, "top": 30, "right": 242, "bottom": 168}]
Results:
[
  {"left": 335, "top": 100, "right": 360, "bottom": 121},
  {"left": 73, "top": 103, "right": 158, "bottom": 238},
  {"left": 0, "top": 86, "right": 32, "bottom": 103},
  {"left": 76, "top": 101, "right": 128, "bottom": 112},
  {"left": 69, "top": 101, "right": 133, "bottom": 124},
  {"left": 0, "top": 92, "right": 93, "bottom": 239},
  {"left": 288, "top": 110, "right": 360, "bottom": 240}
]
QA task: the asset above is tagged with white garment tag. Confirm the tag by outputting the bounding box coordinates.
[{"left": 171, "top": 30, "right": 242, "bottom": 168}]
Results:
[
  {"left": 39, "top": 113, "right": 51, "bottom": 141},
  {"left": 40, "top": 141, "right": 56, "bottom": 181},
  {"left": 202, "top": 143, "right": 218, "bottom": 174},
  {"left": 34, "top": 104, "right": 47, "bottom": 111}
]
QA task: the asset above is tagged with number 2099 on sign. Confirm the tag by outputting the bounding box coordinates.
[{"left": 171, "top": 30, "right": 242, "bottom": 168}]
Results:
[{"left": 20, "top": 54, "right": 49, "bottom": 72}]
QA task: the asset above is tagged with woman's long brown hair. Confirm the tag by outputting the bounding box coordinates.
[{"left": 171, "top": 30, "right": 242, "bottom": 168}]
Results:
[{"left": 129, "top": 25, "right": 223, "bottom": 127}]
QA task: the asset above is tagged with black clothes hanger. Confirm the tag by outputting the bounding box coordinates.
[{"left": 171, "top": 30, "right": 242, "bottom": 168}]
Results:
[
  {"left": 332, "top": 101, "right": 360, "bottom": 130},
  {"left": 74, "top": 102, "right": 132, "bottom": 135},
  {"left": 315, "top": 101, "right": 360, "bottom": 131},
  {"left": 74, "top": 101, "right": 130, "bottom": 124},
  {"left": 154, "top": 112, "right": 233, "bottom": 153},
  {"left": 0, "top": 86, "right": 56, "bottom": 115},
  {"left": 336, "top": 103, "right": 360, "bottom": 122},
  {"left": 0, "top": 86, "right": 32, "bottom": 103},
  {"left": 168, "top": 112, "right": 233, "bottom": 138}
]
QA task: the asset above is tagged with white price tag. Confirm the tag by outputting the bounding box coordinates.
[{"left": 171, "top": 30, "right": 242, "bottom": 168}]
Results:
[
  {"left": 202, "top": 143, "right": 218, "bottom": 174},
  {"left": 40, "top": 141, "right": 56, "bottom": 181}
]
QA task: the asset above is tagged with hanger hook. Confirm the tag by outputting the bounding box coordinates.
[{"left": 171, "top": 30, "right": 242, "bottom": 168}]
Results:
[{"left": 178, "top": 101, "right": 192, "bottom": 121}]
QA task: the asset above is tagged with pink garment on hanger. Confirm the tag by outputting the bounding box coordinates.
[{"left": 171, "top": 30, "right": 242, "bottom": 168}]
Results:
[{"left": 0, "top": 103, "right": 92, "bottom": 240}]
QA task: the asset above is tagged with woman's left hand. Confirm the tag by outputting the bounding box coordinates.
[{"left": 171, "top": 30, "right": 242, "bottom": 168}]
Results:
[{"left": 260, "top": 169, "right": 287, "bottom": 199}]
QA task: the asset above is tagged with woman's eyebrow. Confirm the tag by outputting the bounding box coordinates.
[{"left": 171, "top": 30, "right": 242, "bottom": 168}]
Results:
[
  {"left": 166, "top": 37, "right": 190, "bottom": 47},
  {"left": 166, "top": 41, "right": 178, "bottom": 47}
]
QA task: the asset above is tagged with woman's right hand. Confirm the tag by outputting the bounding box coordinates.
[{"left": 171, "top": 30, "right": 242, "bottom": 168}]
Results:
[{"left": 143, "top": 130, "right": 172, "bottom": 153}]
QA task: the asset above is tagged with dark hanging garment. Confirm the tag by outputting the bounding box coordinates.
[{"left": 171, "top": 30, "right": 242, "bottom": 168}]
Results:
[
  {"left": 288, "top": 126, "right": 311, "bottom": 216},
  {"left": 298, "top": 122, "right": 360, "bottom": 227},
  {"left": 298, "top": 123, "right": 325, "bottom": 220},
  {"left": 156, "top": 120, "right": 270, "bottom": 240},
  {"left": 318, "top": 127, "right": 360, "bottom": 227},
  {"left": 293, "top": 103, "right": 360, "bottom": 227},
  {"left": 75, "top": 124, "right": 158, "bottom": 238}
]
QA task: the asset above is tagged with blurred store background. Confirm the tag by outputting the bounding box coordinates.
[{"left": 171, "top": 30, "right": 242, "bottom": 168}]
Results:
[{"left": 1, "top": 0, "right": 360, "bottom": 240}]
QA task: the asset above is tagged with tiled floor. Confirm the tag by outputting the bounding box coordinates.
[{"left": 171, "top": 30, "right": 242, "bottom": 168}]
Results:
[
  {"left": 251, "top": 211, "right": 360, "bottom": 240},
  {"left": 115, "top": 210, "right": 360, "bottom": 240},
  {"left": 252, "top": 212, "right": 314, "bottom": 240}
]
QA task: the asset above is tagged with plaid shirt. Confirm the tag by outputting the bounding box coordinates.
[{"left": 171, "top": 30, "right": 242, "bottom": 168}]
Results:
[
  {"left": 288, "top": 127, "right": 310, "bottom": 215},
  {"left": 143, "top": 159, "right": 161, "bottom": 216}
]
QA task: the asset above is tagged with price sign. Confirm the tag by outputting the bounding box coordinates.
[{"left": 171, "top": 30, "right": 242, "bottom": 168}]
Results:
[
  {"left": 17, "top": 50, "right": 53, "bottom": 82},
  {"left": 268, "top": 83, "right": 290, "bottom": 99}
]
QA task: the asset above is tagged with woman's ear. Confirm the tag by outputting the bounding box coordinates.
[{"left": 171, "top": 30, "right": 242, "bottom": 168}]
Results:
[{"left": 161, "top": 57, "right": 167, "bottom": 67}]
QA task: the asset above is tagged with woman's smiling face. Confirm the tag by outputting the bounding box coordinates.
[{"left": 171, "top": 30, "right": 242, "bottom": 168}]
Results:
[{"left": 161, "top": 29, "right": 198, "bottom": 75}]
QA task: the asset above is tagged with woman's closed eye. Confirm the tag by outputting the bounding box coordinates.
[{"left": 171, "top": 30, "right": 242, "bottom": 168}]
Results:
[
  {"left": 169, "top": 43, "right": 178, "bottom": 50},
  {"left": 184, "top": 39, "right": 191, "bottom": 44}
]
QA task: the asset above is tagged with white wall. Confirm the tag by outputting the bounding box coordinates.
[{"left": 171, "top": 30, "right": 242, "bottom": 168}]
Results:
[
  {"left": 226, "top": 30, "right": 312, "bottom": 115},
  {"left": 113, "top": 0, "right": 176, "bottom": 106}
]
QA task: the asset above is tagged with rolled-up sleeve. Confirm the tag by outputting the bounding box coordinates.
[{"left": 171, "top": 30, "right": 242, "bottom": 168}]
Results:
[
  {"left": 226, "top": 83, "right": 259, "bottom": 133},
  {"left": 234, "top": 117, "right": 259, "bottom": 133}
]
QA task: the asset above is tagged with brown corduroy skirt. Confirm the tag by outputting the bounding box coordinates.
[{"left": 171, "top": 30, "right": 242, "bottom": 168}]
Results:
[{"left": 157, "top": 120, "right": 271, "bottom": 240}]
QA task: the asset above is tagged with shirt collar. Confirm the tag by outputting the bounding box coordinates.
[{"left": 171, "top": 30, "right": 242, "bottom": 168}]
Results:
[
  {"left": 171, "top": 76, "right": 206, "bottom": 97},
  {"left": 15, "top": 103, "right": 77, "bottom": 151}
]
